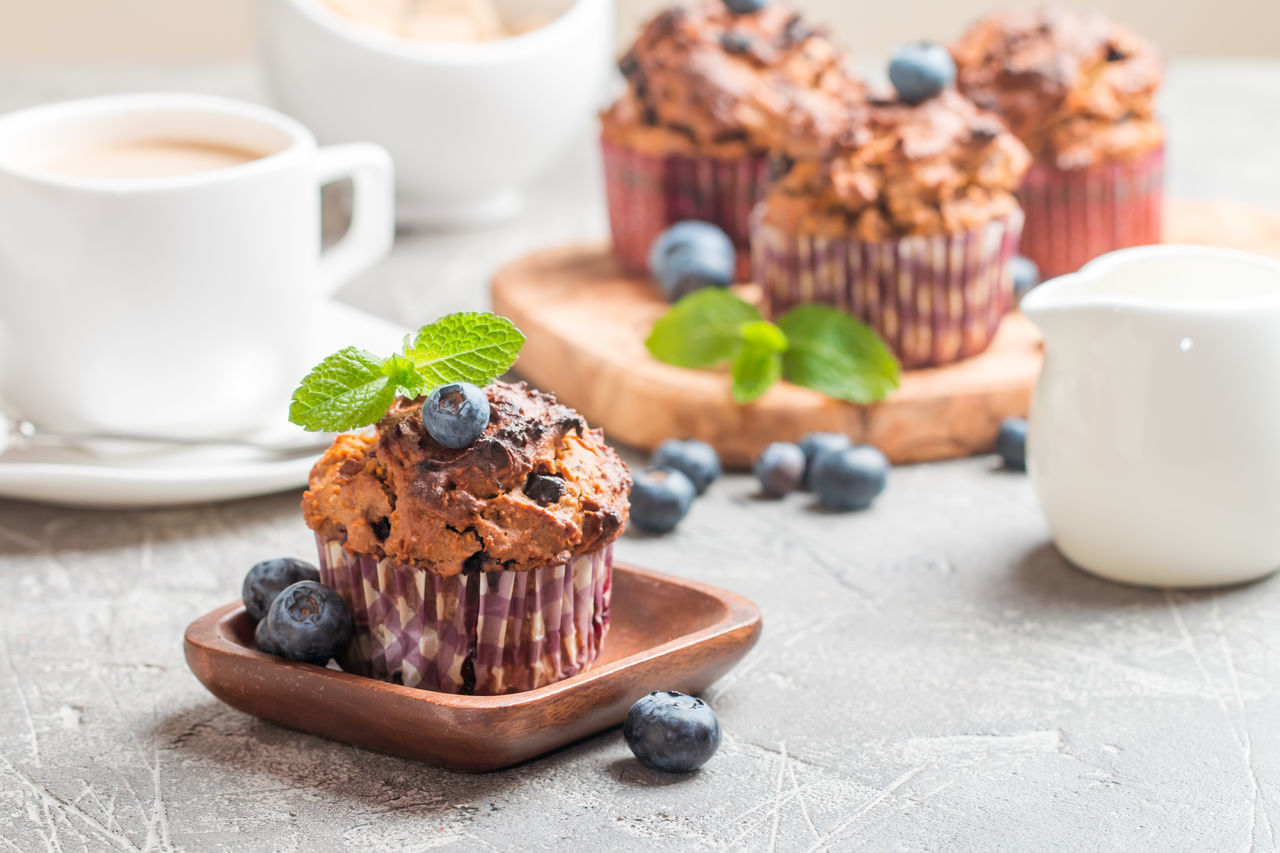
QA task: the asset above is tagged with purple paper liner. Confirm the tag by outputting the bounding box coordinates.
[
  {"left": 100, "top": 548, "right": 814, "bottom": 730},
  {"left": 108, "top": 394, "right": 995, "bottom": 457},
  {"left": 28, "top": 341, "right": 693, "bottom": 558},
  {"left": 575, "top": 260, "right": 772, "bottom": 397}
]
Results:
[
  {"left": 318, "top": 538, "right": 612, "bottom": 695},
  {"left": 1018, "top": 144, "right": 1164, "bottom": 279},
  {"left": 752, "top": 208, "right": 1024, "bottom": 368},
  {"left": 602, "top": 134, "right": 767, "bottom": 277}
]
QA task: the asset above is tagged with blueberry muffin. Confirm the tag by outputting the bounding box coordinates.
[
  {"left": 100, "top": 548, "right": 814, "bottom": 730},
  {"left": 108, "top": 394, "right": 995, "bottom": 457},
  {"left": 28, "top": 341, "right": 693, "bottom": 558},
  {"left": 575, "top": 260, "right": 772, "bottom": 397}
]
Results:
[
  {"left": 601, "top": 0, "right": 861, "bottom": 275},
  {"left": 303, "top": 381, "right": 631, "bottom": 694},
  {"left": 752, "top": 86, "right": 1031, "bottom": 367},
  {"left": 952, "top": 8, "right": 1164, "bottom": 277}
]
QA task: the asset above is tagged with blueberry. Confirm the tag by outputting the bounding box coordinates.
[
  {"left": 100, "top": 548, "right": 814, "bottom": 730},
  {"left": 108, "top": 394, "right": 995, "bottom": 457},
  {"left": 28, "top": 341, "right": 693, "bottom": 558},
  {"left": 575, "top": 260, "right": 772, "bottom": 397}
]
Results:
[
  {"left": 648, "top": 221, "right": 736, "bottom": 302},
  {"left": 754, "top": 442, "right": 806, "bottom": 497},
  {"left": 722, "top": 0, "right": 768, "bottom": 14},
  {"left": 624, "top": 691, "right": 722, "bottom": 773},
  {"left": 652, "top": 439, "right": 722, "bottom": 494},
  {"left": 264, "top": 581, "right": 353, "bottom": 666},
  {"left": 242, "top": 557, "right": 320, "bottom": 622},
  {"left": 255, "top": 617, "right": 282, "bottom": 656},
  {"left": 1012, "top": 256, "right": 1041, "bottom": 299},
  {"left": 630, "top": 468, "right": 697, "bottom": 533},
  {"left": 997, "top": 418, "right": 1028, "bottom": 471},
  {"left": 423, "top": 382, "right": 490, "bottom": 449},
  {"left": 811, "top": 445, "right": 890, "bottom": 511},
  {"left": 798, "top": 432, "right": 852, "bottom": 490},
  {"left": 888, "top": 42, "right": 956, "bottom": 105}
]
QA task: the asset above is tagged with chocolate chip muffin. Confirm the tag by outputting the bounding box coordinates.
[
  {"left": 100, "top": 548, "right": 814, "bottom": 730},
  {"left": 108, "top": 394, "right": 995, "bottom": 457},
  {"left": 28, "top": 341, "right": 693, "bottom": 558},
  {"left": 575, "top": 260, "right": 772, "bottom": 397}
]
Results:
[
  {"left": 952, "top": 8, "right": 1165, "bottom": 277},
  {"left": 601, "top": 0, "right": 862, "bottom": 275},
  {"left": 304, "top": 381, "right": 631, "bottom": 694},
  {"left": 752, "top": 89, "right": 1031, "bottom": 367}
]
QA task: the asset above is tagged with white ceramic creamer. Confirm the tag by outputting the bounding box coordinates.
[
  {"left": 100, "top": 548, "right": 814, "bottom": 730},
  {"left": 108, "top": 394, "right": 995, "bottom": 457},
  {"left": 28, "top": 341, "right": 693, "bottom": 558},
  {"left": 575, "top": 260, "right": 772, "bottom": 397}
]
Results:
[{"left": 1020, "top": 245, "right": 1280, "bottom": 588}]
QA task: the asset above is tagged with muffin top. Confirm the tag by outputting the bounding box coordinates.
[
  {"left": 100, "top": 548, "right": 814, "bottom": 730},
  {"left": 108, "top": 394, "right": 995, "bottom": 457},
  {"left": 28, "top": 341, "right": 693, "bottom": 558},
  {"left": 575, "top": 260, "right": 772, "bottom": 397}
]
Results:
[
  {"left": 760, "top": 90, "right": 1031, "bottom": 240},
  {"left": 303, "top": 381, "right": 631, "bottom": 577},
  {"left": 601, "top": 1, "right": 861, "bottom": 158},
  {"left": 951, "top": 7, "right": 1163, "bottom": 169}
]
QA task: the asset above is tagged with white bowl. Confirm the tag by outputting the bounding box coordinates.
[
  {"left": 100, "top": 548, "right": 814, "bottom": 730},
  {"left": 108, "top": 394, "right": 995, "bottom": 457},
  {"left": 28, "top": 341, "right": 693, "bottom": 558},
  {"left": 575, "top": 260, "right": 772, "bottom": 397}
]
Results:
[{"left": 261, "top": 0, "right": 614, "bottom": 227}]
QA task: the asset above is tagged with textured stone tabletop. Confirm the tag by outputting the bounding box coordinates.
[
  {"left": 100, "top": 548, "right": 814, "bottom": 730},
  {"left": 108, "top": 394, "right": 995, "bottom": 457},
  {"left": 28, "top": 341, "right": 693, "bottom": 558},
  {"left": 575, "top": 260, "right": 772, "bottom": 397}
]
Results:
[{"left": 2, "top": 61, "right": 1280, "bottom": 852}]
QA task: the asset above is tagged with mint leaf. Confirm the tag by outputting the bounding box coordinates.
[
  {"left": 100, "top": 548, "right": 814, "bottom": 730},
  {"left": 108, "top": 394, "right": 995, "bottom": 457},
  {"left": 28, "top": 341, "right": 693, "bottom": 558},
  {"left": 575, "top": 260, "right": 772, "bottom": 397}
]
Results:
[
  {"left": 405, "top": 313, "right": 525, "bottom": 387},
  {"left": 289, "top": 347, "right": 401, "bottom": 432},
  {"left": 740, "top": 320, "right": 788, "bottom": 353},
  {"left": 777, "top": 305, "right": 900, "bottom": 403},
  {"left": 732, "top": 341, "right": 783, "bottom": 403},
  {"left": 645, "top": 288, "right": 762, "bottom": 368}
]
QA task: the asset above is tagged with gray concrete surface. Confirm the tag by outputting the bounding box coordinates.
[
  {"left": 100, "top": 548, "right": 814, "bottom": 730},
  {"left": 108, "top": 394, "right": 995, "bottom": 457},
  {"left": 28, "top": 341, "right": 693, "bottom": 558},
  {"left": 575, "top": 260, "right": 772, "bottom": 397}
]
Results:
[{"left": 1, "top": 61, "right": 1279, "bottom": 852}]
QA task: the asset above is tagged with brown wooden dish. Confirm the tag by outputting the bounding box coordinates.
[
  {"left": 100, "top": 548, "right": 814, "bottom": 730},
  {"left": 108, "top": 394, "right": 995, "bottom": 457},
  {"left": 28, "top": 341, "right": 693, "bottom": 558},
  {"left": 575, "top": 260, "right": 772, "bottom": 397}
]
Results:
[{"left": 184, "top": 563, "right": 762, "bottom": 772}]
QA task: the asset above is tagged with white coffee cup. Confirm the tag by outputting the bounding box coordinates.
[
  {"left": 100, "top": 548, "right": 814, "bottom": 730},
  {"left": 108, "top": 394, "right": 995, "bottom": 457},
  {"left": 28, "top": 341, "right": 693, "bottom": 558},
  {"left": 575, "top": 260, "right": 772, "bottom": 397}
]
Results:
[{"left": 0, "top": 93, "right": 394, "bottom": 437}]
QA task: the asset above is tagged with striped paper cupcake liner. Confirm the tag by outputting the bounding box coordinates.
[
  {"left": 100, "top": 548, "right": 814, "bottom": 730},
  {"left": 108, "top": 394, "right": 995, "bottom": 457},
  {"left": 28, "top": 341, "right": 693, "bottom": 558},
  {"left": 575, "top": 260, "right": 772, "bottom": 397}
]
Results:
[
  {"left": 752, "top": 209, "right": 1024, "bottom": 369},
  {"left": 317, "top": 538, "right": 612, "bottom": 695},
  {"left": 601, "top": 135, "right": 767, "bottom": 277},
  {"left": 1017, "top": 145, "right": 1164, "bottom": 280}
]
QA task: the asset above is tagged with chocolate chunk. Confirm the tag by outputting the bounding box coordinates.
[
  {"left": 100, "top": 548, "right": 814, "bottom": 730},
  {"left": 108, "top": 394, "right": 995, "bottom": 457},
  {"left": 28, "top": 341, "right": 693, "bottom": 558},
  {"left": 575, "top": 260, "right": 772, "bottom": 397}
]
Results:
[
  {"left": 371, "top": 517, "right": 391, "bottom": 541},
  {"left": 782, "top": 14, "right": 813, "bottom": 46},
  {"left": 525, "top": 473, "right": 565, "bottom": 506},
  {"left": 720, "top": 32, "right": 753, "bottom": 55}
]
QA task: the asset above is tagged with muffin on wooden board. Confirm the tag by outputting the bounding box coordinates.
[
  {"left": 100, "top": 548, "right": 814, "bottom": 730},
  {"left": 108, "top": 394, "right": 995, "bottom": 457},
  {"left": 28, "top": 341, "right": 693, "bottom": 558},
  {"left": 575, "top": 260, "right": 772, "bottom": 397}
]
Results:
[
  {"left": 952, "top": 8, "right": 1164, "bottom": 278},
  {"left": 752, "top": 88, "right": 1031, "bottom": 368},
  {"left": 601, "top": 0, "right": 861, "bottom": 275},
  {"left": 303, "top": 381, "right": 631, "bottom": 695}
]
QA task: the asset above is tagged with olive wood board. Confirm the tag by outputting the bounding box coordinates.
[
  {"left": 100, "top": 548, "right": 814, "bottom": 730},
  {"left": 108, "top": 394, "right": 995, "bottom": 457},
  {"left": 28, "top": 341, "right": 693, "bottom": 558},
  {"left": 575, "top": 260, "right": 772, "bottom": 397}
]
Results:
[
  {"left": 492, "top": 199, "right": 1280, "bottom": 468},
  {"left": 184, "top": 563, "right": 762, "bottom": 772}
]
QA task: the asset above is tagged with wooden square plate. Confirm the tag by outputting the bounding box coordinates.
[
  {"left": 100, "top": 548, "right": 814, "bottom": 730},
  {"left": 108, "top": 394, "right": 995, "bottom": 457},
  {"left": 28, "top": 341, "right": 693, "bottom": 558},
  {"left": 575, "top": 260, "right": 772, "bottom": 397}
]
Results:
[{"left": 184, "top": 564, "right": 762, "bottom": 772}]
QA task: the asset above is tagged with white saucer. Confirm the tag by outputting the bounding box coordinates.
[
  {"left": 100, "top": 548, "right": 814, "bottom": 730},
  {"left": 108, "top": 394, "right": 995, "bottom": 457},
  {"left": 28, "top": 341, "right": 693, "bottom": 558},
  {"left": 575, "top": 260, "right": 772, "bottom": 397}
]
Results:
[{"left": 0, "top": 302, "right": 408, "bottom": 509}]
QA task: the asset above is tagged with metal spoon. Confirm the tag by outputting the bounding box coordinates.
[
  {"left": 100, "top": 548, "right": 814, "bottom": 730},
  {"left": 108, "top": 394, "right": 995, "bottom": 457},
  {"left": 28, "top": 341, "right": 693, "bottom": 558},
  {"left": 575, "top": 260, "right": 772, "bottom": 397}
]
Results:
[{"left": 0, "top": 416, "right": 337, "bottom": 458}]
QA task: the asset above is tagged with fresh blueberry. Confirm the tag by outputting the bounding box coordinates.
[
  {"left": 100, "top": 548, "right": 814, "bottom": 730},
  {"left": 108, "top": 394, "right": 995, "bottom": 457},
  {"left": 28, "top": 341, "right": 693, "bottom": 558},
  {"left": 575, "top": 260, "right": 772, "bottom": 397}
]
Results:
[
  {"left": 255, "top": 617, "right": 282, "bottom": 656},
  {"left": 1011, "top": 256, "right": 1041, "bottom": 299},
  {"left": 630, "top": 468, "right": 697, "bottom": 533},
  {"left": 242, "top": 557, "right": 320, "bottom": 622},
  {"left": 722, "top": 0, "right": 768, "bottom": 14},
  {"left": 648, "top": 221, "right": 736, "bottom": 302},
  {"left": 754, "top": 442, "right": 806, "bottom": 498},
  {"left": 623, "top": 691, "right": 722, "bottom": 773},
  {"left": 423, "top": 382, "right": 490, "bottom": 449},
  {"left": 997, "top": 418, "right": 1028, "bottom": 471},
  {"left": 888, "top": 42, "right": 957, "bottom": 105},
  {"left": 652, "top": 439, "right": 722, "bottom": 494},
  {"left": 264, "top": 581, "right": 354, "bottom": 666},
  {"left": 811, "top": 445, "right": 890, "bottom": 511},
  {"left": 798, "top": 432, "right": 852, "bottom": 490}
]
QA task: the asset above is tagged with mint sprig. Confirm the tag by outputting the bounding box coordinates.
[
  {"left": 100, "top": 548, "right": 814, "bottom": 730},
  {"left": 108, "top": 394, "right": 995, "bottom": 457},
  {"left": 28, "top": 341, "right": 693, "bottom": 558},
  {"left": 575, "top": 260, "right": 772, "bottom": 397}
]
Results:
[
  {"left": 289, "top": 313, "right": 525, "bottom": 432},
  {"left": 645, "top": 290, "right": 899, "bottom": 404}
]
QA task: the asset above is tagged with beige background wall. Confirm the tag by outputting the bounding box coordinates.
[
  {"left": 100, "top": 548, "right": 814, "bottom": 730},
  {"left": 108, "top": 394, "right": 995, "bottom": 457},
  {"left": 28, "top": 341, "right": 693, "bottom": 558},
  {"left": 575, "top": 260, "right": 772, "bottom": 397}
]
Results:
[{"left": 0, "top": 0, "right": 1276, "bottom": 60}]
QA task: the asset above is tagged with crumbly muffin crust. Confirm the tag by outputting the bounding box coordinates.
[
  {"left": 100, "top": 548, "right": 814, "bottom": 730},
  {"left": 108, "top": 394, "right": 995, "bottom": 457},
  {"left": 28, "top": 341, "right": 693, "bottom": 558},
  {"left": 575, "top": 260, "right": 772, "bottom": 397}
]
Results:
[
  {"left": 303, "top": 382, "right": 631, "bottom": 577},
  {"left": 759, "top": 90, "right": 1031, "bottom": 240},
  {"left": 951, "top": 7, "right": 1163, "bottom": 169},
  {"left": 601, "top": 1, "right": 861, "bottom": 159}
]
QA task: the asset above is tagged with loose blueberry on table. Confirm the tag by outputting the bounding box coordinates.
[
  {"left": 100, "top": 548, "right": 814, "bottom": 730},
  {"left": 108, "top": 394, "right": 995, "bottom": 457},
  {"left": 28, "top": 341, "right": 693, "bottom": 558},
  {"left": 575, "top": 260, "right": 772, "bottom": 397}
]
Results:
[
  {"left": 242, "top": 557, "right": 320, "bottom": 622},
  {"left": 722, "top": 0, "right": 769, "bottom": 15},
  {"left": 996, "top": 417, "right": 1028, "bottom": 471},
  {"left": 754, "top": 441, "right": 806, "bottom": 498},
  {"left": 262, "top": 580, "right": 354, "bottom": 666},
  {"left": 624, "top": 691, "right": 722, "bottom": 773},
  {"left": 648, "top": 221, "right": 736, "bottom": 303},
  {"left": 798, "top": 432, "right": 852, "bottom": 490},
  {"left": 652, "top": 438, "right": 722, "bottom": 494},
  {"left": 630, "top": 467, "right": 697, "bottom": 533},
  {"left": 888, "top": 41, "right": 957, "bottom": 105},
  {"left": 423, "top": 381, "right": 491, "bottom": 449},
  {"left": 811, "top": 445, "right": 890, "bottom": 511}
]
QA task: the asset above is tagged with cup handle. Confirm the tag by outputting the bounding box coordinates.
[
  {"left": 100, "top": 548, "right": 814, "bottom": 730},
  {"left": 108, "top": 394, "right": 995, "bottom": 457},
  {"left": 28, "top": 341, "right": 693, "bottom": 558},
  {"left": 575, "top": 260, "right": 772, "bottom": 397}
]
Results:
[{"left": 315, "top": 143, "right": 395, "bottom": 296}]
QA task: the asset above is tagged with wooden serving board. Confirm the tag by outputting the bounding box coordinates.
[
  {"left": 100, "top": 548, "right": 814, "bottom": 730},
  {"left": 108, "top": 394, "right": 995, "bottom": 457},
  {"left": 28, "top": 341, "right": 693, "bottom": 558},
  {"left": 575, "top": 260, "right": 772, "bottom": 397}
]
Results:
[{"left": 493, "top": 200, "right": 1280, "bottom": 468}]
